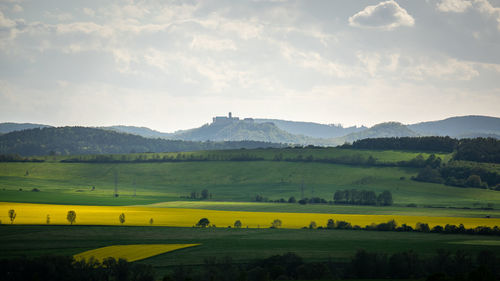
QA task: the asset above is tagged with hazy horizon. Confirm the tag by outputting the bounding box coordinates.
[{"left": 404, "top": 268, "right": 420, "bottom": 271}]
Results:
[
  {"left": 2, "top": 113, "right": 500, "bottom": 134},
  {"left": 1, "top": 0, "right": 500, "bottom": 132}
]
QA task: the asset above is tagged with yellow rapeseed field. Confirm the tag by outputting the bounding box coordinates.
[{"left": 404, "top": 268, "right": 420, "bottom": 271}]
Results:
[
  {"left": 74, "top": 244, "right": 200, "bottom": 262},
  {"left": 1, "top": 202, "right": 499, "bottom": 229}
]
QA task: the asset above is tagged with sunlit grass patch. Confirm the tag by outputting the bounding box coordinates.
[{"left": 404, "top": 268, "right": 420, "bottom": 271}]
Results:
[
  {"left": 73, "top": 244, "right": 200, "bottom": 262},
  {"left": 449, "top": 240, "right": 500, "bottom": 246}
]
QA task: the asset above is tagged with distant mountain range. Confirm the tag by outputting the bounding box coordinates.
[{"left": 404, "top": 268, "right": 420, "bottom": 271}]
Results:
[{"left": 1, "top": 115, "right": 499, "bottom": 149}]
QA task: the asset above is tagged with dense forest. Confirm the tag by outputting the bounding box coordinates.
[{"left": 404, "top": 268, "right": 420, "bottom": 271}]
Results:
[
  {"left": 348, "top": 136, "right": 457, "bottom": 152},
  {"left": 0, "top": 127, "right": 284, "bottom": 156}
]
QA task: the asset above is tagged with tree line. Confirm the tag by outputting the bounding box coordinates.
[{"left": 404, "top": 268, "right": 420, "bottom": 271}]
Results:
[
  {"left": 2, "top": 249, "right": 497, "bottom": 281},
  {"left": 0, "top": 154, "right": 44, "bottom": 162},
  {"left": 346, "top": 136, "right": 500, "bottom": 164},
  {"left": 414, "top": 162, "right": 500, "bottom": 190},
  {"left": 333, "top": 189, "right": 393, "bottom": 206},
  {"left": 61, "top": 152, "right": 265, "bottom": 163},
  {"left": 254, "top": 190, "right": 393, "bottom": 206},
  {"left": 192, "top": 216, "right": 500, "bottom": 237}
]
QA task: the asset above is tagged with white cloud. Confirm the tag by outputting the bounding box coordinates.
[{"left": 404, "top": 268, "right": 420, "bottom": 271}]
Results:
[
  {"left": 437, "top": 0, "right": 473, "bottom": 12},
  {"left": 279, "top": 43, "right": 354, "bottom": 78},
  {"left": 12, "top": 5, "right": 23, "bottom": 13},
  {"left": 82, "top": 8, "right": 95, "bottom": 17},
  {"left": 55, "top": 22, "right": 113, "bottom": 37},
  {"left": 190, "top": 34, "right": 237, "bottom": 51},
  {"left": 356, "top": 52, "right": 381, "bottom": 77},
  {"left": 44, "top": 11, "right": 73, "bottom": 21},
  {"left": 473, "top": 0, "right": 500, "bottom": 30},
  {"left": 0, "top": 11, "right": 16, "bottom": 28},
  {"left": 405, "top": 58, "right": 480, "bottom": 81},
  {"left": 349, "top": 0, "right": 415, "bottom": 30}
]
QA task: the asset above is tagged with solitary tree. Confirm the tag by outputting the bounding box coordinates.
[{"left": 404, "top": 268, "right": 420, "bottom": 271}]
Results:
[
  {"left": 119, "top": 213, "right": 125, "bottom": 225},
  {"left": 271, "top": 219, "right": 282, "bottom": 229},
  {"left": 309, "top": 221, "right": 317, "bottom": 229},
  {"left": 149, "top": 218, "right": 154, "bottom": 225},
  {"left": 201, "top": 189, "right": 209, "bottom": 199},
  {"left": 67, "top": 210, "right": 76, "bottom": 225},
  {"left": 234, "top": 220, "right": 242, "bottom": 228},
  {"left": 46, "top": 214, "right": 50, "bottom": 225},
  {"left": 8, "top": 209, "right": 16, "bottom": 224},
  {"left": 326, "top": 219, "right": 335, "bottom": 229},
  {"left": 196, "top": 218, "right": 210, "bottom": 228}
]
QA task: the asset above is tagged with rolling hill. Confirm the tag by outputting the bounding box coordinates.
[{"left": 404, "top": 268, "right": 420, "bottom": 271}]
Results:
[
  {"left": 254, "top": 118, "right": 366, "bottom": 138},
  {"left": 0, "top": 127, "right": 284, "bottom": 156},
  {"left": 1, "top": 115, "right": 499, "bottom": 147},
  {"left": 0, "top": 122, "right": 52, "bottom": 134},
  {"left": 100, "top": 125, "right": 173, "bottom": 139},
  {"left": 171, "top": 118, "right": 315, "bottom": 144},
  {"left": 336, "top": 122, "right": 420, "bottom": 144},
  {"left": 409, "top": 115, "right": 500, "bottom": 138}
]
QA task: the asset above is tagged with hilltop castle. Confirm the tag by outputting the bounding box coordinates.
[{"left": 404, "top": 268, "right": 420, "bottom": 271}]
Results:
[{"left": 212, "top": 112, "right": 254, "bottom": 124}]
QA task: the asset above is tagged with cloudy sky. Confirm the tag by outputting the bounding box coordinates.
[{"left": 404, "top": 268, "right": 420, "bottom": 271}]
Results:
[{"left": 1, "top": 0, "right": 499, "bottom": 132}]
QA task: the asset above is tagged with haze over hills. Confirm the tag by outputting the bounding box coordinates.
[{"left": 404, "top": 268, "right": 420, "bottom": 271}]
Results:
[
  {"left": 337, "top": 122, "right": 420, "bottom": 144},
  {"left": 100, "top": 125, "right": 173, "bottom": 139},
  {"left": 0, "top": 123, "right": 52, "bottom": 134},
  {"left": 1, "top": 115, "right": 499, "bottom": 147},
  {"left": 0, "top": 127, "right": 284, "bottom": 156},
  {"left": 409, "top": 116, "right": 500, "bottom": 139},
  {"left": 170, "top": 114, "right": 318, "bottom": 144},
  {"left": 254, "top": 118, "right": 366, "bottom": 139}
]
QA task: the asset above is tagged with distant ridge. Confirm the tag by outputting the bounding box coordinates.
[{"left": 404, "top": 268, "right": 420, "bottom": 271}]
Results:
[
  {"left": 170, "top": 113, "right": 314, "bottom": 144},
  {"left": 1, "top": 115, "right": 499, "bottom": 148},
  {"left": 254, "top": 118, "right": 366, "bottom": 138},
  {"left": 101, "top": 125, "right": 173, "bottom": 139},
  {"left": 337, "top": 122, "right": 420, "bottom": 144},
  {"left": 408, "top": 115, "right": 500, "bottom": 138},
  {"left": 0, "top": 122, "right": 52, "bottom": 134}
]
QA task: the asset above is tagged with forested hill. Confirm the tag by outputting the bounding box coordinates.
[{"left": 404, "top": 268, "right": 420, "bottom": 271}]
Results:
[
  {"left": 100, "top": 125, "right": 173, "bottom": 139},
  {"left": 0, "top": 127, "right": 285, "bottom": 156}
]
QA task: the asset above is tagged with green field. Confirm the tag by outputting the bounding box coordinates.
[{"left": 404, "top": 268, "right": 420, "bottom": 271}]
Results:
[
  {"left": 0, "top": 158, "right": 499, "bottom": 210},
  {"left": 2, "top": 225, "right": 499, "bottom": 274},
  {"left": 1, "top": 148, "right": 500, "bottom": 280},
  {"left": 43, "top": 147, "right": 453, "bottom": 164}
]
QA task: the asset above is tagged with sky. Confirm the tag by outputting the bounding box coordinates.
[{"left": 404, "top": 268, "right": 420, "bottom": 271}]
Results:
[{"left": 0, "top": 0, "right": 499, "bottom": 132}]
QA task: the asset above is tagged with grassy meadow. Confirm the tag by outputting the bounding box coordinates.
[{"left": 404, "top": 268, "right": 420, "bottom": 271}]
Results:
[
  {"left": 2, "top": 225, "right": 500, "bottom": 272},
  {"left": 0, "top": 148, "right": 498, "bottom": 210}
]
